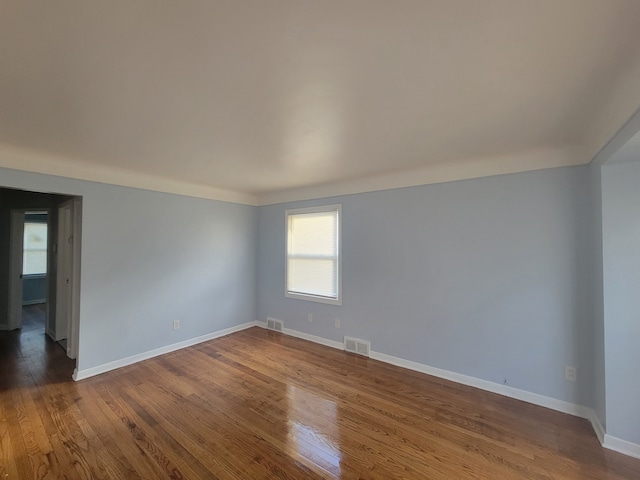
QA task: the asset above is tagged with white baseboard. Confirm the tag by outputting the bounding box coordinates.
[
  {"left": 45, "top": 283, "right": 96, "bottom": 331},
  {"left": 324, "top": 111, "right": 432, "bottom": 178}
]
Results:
[
  {"left": 588, "top": 410, "right": 606, "bottom": 445},
  {"left": 256, "top": 321, "right": 345, "bottom": 350},
  {"left": 369, "top": 350, "right": 594, "bottom": 419},
  {"left": 257, "top": 321, "right": 345, "bottom": 350},
  {"left": 284, "top": 328, "right": 344, "bottom": 350},
  {"left": 257, "top": 321, "right": 640, "bottom": 460},
  {"left": 604, "top": 434, "right": 640, "bottom": 460},
  {"left": 73, "top": 321, "right": 257, "bottom": 381}
]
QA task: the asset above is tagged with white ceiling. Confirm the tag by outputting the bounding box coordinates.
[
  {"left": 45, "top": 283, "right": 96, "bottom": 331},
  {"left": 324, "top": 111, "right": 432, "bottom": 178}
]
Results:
[{"left": 1, "top": 1, "right": 640, "bottom": 204}]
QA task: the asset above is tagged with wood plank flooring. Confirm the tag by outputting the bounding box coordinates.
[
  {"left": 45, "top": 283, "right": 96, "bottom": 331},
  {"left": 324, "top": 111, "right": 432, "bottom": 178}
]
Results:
[{"left": 1, "top": 324, "right": 639, "bottom": 479}]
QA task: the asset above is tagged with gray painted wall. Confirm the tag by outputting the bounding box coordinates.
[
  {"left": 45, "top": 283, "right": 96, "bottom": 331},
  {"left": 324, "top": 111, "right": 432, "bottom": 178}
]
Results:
[
  {"left": 0, "top": 166, "right": 257, "bottom": 373},
  {"left": 258, "top": 166, "right": 593, "bottom": 406},
  {"left": 602, "top": 161, "right": 640, "bottom": 444}
]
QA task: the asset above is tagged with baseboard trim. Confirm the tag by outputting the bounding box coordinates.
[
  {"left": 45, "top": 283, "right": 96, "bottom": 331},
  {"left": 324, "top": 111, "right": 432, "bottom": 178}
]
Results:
[
  {"left": 604, "top": 434, "right": 640, "bottom": 460},
  {"left": 256, "top": 321, "right": 345, "bottom": 350},
  {"left": 256, "top": 322, "right": 640, "bottom": 460},
  {"left": 370, "top": 350, "right": 593, "bottom": 419},
  {"left": 284, "top": 328, "right": 343, "bottom": 350},
  {"left": 588, "top": 410, "right": 606, "bottom": 445},
  {"left": 73, "top": 321, "right": 257, "bottom": 381}
]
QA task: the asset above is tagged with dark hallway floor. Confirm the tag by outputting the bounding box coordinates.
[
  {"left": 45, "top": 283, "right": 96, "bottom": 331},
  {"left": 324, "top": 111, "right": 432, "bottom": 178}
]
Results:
[
  {"left": 22, "top": 303, "right": 46, "bottom": 330},
  {"left": 0, "top": 304, "right": 75, "bottom": 388}
]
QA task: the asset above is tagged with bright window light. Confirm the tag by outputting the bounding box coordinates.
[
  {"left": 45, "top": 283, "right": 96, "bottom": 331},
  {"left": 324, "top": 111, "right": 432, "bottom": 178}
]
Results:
[
  {"left": 286, "top": 205, "right": 341, "bottom": 305},
  {"left": 23, "top": 222, "right": 48, "bottom": 275}
]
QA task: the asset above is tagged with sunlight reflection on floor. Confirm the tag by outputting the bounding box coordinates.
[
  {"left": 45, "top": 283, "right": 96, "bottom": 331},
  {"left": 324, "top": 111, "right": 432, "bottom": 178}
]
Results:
[{"left": 287, "top": 385, "right": 342, "bottom": 476}]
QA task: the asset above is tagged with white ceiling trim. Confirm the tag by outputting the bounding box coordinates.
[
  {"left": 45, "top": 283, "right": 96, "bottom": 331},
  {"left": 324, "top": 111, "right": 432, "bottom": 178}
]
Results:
[
  {"left": 257, "top": 145, "right": 587, "bottom": 205},
  {"left": 0, "top": 144, "right": 258, "bottom": 206},
  {"left": 0, "top": 143, "right": 588, "bottom": 207}
]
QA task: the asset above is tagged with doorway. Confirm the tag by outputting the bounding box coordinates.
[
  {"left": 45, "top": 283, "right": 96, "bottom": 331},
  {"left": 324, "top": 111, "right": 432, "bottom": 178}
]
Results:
[{"left": 2, "top": 187, "right": 82, "bottom": 368}]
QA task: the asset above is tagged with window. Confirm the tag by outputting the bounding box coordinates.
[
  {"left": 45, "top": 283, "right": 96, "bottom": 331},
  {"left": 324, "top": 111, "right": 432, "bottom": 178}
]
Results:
[
  {"left": 286, "top": 205, "right": 341, "bottom": 305},
  {"left": 23, "top": 222, "right": 48, "bottom": 275}
]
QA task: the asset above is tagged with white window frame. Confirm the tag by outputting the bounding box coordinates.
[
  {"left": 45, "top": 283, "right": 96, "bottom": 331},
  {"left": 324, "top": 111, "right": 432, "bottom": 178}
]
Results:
[
  {"left": 23, "top": 221, "right": 48, "bottom": 276},
  {"left": 285, "top": 204, "right": 342, "bottom": 306}
]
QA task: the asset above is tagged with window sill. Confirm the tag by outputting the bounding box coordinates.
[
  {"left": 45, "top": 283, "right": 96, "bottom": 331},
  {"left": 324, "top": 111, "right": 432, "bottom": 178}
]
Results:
[
  {"left": 286, "top": 291, "right": 342, "bottom": 306},
  {"left": 23, "top": 274, "right": 47, "bottom": 279}
]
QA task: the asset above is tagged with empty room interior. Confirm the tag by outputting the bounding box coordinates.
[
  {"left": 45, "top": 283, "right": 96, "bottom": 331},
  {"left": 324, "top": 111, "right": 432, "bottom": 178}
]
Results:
[{"left": 2, "top": 1, "right": 640, "bottom": 478}]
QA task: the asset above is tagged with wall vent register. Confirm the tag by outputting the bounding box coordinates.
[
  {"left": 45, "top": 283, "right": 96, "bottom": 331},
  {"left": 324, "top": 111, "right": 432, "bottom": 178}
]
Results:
[{"left": 344, "top": 336, "right": 370, "bottom": 357}]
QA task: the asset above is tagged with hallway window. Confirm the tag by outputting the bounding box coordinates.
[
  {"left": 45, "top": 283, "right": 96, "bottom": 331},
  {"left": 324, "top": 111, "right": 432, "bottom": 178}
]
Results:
[{"left": 23, "top": 222, "right": 48, "bottom": 275}]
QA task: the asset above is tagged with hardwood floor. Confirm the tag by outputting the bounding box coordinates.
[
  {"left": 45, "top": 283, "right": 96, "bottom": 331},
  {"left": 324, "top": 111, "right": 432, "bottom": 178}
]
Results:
[
  {"left": 21, "top": 303, "right": 47, "bottom": 331},
  {"left": 1, "top": 326, "right": 639, "bottom": 479}
]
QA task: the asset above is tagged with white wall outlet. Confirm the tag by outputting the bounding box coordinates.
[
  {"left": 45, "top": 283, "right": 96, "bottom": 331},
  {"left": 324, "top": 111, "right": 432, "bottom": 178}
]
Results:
[
  {"left": 565, "top": 365, "right": 577, "bottom": 382},
  {"left": 308, "top": 313, "right": 313, "bottom": 323},
  {"left": 335, "top": 318, "right": 340, "bottom": 328},
  {"left": 173, "top": 320, "right": 180, "bottom": 330}
]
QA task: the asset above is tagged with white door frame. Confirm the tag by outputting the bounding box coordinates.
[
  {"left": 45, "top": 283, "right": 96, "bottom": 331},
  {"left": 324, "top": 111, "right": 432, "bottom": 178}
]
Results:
[
  {"left": 54, "top": 201, "right": 72, "bottom": 342},
  {"left": 7, "top": 210, "right": 25, "bottom": 330},
  {"left": 66, "top": 198, "right": 82, "bottom": 360},
  {"left": 54, "top": 198, "right": 82, "bottom": 360}
]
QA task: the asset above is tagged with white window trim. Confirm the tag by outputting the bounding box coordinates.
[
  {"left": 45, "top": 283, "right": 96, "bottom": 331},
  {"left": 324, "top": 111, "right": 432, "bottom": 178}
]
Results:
[
  {"left": 23, "top": 221, "right": 48, "bottom": 276},
  {"left": 285, "top": 204, "right": 342, "bottom": 306}
]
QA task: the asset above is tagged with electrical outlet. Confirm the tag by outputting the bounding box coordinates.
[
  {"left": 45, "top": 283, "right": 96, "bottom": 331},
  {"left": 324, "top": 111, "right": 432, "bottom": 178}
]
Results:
[
  {"left": 173, "top": 320, "right": 180, "bottom": 330},
  {"left": 308, "top": 313, "right": 313, "bottom": 323},
  {"left": 335, "top": 318, "right": 340, "bottom": 328},
  {"left": 565, "top": 366, "right": 577, "bottom": 382}
]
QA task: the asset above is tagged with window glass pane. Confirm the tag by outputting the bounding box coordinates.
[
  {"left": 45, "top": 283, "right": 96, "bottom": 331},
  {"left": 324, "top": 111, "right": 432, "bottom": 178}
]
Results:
[
  {"left": 23, "top": 222, "right": 48, "bottom": 275},
  {"left": 288, "top": 258, "right": 337, "bottom": 298},
  {"left": 24, "top": 251, "right": 47, "bottom": 275},
  {"left": 289, "top": 213, "right": 337, "bottom": 257},
  {"left": 286, "top": 206, "right": 340, "bottom": 303}
]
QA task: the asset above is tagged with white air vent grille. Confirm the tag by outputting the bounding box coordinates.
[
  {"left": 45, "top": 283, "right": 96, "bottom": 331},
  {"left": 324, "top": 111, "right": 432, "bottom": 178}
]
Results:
[
  {"left": 266, "top": 317, "right": 284, "bottom": 333},
  {"left": 344, "top": 336, "right": 370, "bottom": 357}
]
